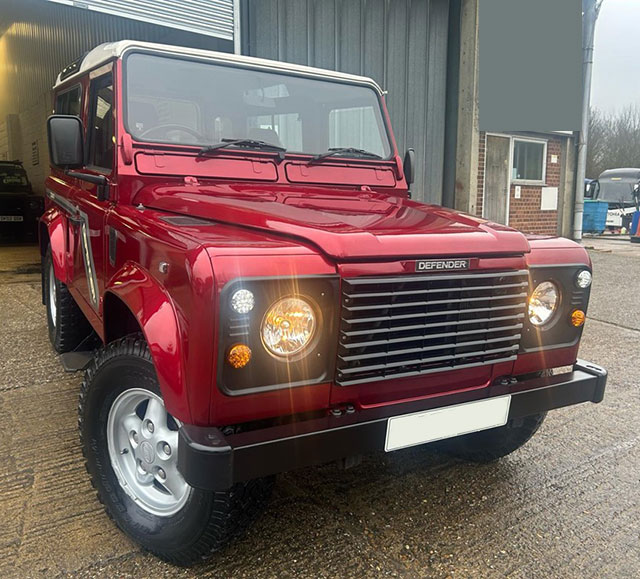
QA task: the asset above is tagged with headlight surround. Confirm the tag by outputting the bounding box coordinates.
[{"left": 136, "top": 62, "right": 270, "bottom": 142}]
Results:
[
  {"left": 528, "top": 281, "right": 559, "bottom": 327},
  {"left": 521, "top": 266, "right": 591, "bottom": 353},
  {"left": 261, "top": 296, "right": 318, "bottom": 357},
  {"left": 218, "top": 276, "right": 339, "bottom": 395}
]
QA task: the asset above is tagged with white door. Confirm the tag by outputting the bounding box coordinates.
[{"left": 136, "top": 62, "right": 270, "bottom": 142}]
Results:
[{"left": 484, "top": 136, "right": 511, "bottom": 225}]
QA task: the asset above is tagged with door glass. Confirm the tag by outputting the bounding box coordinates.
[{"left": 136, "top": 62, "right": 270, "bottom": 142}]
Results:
[
  {"left": 88, "top": 75, "right": 114, "bottom": 171},
  {"left": 54, "top": 85, "right": 81, "bottom": 116}
]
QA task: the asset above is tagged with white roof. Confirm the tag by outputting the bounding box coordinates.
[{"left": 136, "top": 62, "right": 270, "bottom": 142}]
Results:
[{"left": 54, "top": 40, "right": 384, "bottom": 94}]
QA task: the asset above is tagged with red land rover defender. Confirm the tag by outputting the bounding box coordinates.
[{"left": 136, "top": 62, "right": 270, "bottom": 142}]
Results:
[{"left": 41, "top": 41, "right": 607, "bottom": 565}]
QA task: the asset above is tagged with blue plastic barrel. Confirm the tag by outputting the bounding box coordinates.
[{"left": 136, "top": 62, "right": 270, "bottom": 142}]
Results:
[
  {"left": 631, "top": 211, "right": 640, "bottom": 236},
  {"left": 582, "top": 200, "right": 609, "bottom": 234}
]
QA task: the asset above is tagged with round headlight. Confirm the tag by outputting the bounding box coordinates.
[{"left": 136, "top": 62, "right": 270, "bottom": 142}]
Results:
[
  {"left": 576, "top": 270, "right": 592, "bottom": 289},
  {"left": 261, "top": 296, "right": 317, "bottom": 357},
  {"left": 528, "top": 281, "right": 559, "bottom": 327},
  {"left": 230, "top": 289, "right": 255, "bottom": 314}
]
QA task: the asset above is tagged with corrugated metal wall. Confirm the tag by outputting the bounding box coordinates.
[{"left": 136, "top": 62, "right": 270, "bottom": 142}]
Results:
[
  {"left": 245, "top": 0, "right": 451, "bottom": 204},
  {"left": 0, "top": 121, "right": 8, "bottom": 161},
  {"left": 0, "top": 0, "right": 233, "bottom": 117},
  {"left": 0, "top": 0, "right": 233, "bottom": 193},
  {"left": 45, "top": 0, "right": 235, "bottom": 41}
]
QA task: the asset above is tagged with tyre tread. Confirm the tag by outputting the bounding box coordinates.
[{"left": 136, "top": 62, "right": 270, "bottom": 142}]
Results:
[
  {"left": 45, "top": 246, "right": 92, "bottom": 353},
  {"left": 78, "top": 335, "right": 273, "bottom": 567}
]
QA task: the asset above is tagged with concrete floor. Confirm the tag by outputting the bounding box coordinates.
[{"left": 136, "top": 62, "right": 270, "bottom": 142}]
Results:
[{"left": 0, "top": 239, "right": 638, "bottom": 578}]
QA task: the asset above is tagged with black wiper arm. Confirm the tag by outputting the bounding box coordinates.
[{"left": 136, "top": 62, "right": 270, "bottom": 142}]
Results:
[
  {"left": 308, "top": 147, "right": 383, "bottom": 165},
  {"left": 198, "top": 138, "right": 286, "bottom": 156}
]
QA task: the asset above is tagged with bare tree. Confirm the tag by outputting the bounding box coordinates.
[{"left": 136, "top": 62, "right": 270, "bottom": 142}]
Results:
[
  {"left": 587, "top": 104, "right": 640, "bottom": 179},
  {"left": 586, "top": 108, "right": 607, "bottom": 178}
]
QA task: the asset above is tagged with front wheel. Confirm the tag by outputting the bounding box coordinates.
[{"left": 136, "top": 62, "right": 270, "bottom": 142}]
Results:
[
  {"left": 44, "top": 246, "right": 92, "bottom": 353},
  {"left": 79, "top": 336, "right": 274, "bottom": 566}
]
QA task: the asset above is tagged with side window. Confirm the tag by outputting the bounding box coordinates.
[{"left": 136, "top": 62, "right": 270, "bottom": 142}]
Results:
[
  {"left": 88, "top": 74, "right": 114, "bottom": 171},
  {"left": 54, "top": 86, "right": 81, "bottom": 116}
]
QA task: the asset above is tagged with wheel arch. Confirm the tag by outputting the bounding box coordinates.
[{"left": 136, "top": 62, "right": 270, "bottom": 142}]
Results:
[
  {"left": 104, "top": 263, "right": 191, "bottom": 423},
  {"left": 40, "top": 207, "right": 68, "bottom": 283}
]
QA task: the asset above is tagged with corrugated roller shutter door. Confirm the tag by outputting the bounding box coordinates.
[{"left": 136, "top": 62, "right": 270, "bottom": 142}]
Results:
[
  {"left": 46, "top": 0, "right": 235, "bottom": 40},
  {"left": 246, "top": 0, "right": 451, "bottom": 206}
]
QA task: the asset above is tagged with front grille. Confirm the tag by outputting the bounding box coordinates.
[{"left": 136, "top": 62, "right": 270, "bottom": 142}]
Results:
[{"left": 336, "top": 270, "right": 529, "bottom": 386}]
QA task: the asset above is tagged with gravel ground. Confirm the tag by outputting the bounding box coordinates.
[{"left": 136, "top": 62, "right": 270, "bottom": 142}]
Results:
[{"left": 0, "top": 239, "right": 638, "bottom": 578}]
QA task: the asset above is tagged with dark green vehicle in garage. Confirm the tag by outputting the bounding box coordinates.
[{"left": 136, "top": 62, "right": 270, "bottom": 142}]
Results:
[{"left": 0, "top": 160, "right": 44, "bottom": 239}]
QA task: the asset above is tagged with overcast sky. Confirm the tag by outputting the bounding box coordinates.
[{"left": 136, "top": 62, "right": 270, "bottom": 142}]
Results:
[{"left": 591, "top": 0, "right": 640, "bottom": 113}]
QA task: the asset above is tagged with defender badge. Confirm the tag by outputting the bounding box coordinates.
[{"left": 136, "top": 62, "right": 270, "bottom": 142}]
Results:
[{"left": 415, "top": 259, "right": 470, "bottom": 272}]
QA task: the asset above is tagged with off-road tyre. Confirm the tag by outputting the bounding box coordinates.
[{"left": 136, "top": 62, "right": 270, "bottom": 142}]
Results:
[
  {"left": 436, "top": 370, "right": 552, "bottom": 463},
  {"left": 44, "top": 246, "right": 92, "bottom": 353},
  {"left": 78, "top": 335, "right": 274, "bottom": 566}
]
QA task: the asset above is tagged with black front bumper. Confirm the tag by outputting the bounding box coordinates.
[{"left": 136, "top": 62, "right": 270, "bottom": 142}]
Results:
[{"left": 178, "top": 360, "right": 607, "bottom": 491}]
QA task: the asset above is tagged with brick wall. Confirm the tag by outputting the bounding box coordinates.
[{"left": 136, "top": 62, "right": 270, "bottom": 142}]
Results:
[
  {"left": 477, "top": 133, "right": 563, "bottom": 235},
  {"left": 506, "top": 138, "right": 561, "bottom": 235}
]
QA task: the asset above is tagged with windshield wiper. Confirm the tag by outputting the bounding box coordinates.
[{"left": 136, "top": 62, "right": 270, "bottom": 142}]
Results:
[
  {"left": 308, "top": 147, "right": 383, "bottom": 165},
  {"left": 198, "top": 138, "right": 286, "bottom": 157}
]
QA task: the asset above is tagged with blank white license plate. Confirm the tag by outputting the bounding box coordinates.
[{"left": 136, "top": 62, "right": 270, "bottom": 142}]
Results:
[
  {"left": 0, "top": 215, "right": 23, "bottom": 222},
  {"left": 385, "top": 395, "right": 511, "bottom": 452}
]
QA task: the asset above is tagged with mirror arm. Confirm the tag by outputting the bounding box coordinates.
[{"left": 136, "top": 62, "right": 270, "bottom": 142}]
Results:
[{"left": 65, "top": 170, "right": 110, "bottom": 202}]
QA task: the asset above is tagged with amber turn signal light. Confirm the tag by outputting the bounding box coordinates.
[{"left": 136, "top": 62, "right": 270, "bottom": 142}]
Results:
[
  {"left": 571, "top": 309, "right": 586, "bottom": 327},
  {"left": 227, "top": 344, "right": 252, "bottom": 368}
]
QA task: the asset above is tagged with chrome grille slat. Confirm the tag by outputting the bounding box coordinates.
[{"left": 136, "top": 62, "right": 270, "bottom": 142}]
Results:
[
  {"left": 339, "top": 344, "right": 520, "bottom": 375},
  {"left": 342, "top": 322, "right": 523, "bottom": 349},
  {"left": 340, "top": 334, "right": 521, "bottom": 363},
  {"left": 342, "top": 306, "right": 524, "bottom": 327},
  {"left": 344, "top": 269, "right": 528, "bottom": 285},
  {"left": 344, "top": 292, "right": 527, "bottom": 312},
  {"left": 336, "top": 269, "right": 529, "bottom": 386},
  {"left": 343, "top": 281, "right": 528, "bottom": 299}
]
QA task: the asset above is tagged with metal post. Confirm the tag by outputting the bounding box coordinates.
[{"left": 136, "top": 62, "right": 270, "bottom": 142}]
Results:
[
  {"left": 573, "top": 0, "right": 602, "bottom": 241},
  {"left": 233, "top": 0, "right": 242, "bottom": 55}
]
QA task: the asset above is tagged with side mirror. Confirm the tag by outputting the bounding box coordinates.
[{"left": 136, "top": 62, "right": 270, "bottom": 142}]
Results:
[
  {"left": 47, "top": 115, "right": 84, "bottom": 169},
  {"left": 403, "top": 148, "right": 416, "bottom": 186},
  {"left": 633, "top": 183, "right": 640, "bottom": 199},
  {"left": 584, "top": 182, "right": 593, "bottom": 198}
]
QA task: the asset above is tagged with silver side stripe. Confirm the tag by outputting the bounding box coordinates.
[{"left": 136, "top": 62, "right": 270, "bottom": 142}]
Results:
[
  {"left": 47, "top": 188, "right": 76, "bottom": 216},
  {"left": 46, "top": 188, "right": 99, "bottom": 309}
]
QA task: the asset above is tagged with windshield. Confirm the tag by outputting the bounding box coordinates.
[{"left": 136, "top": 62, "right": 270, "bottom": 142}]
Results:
[
  {"left": 0, "top": 166, "right": 28, "bottom": 188},
  {"left": 597, "top": 178, "right": 637, "bottom": 204},
  {"left": 125, "top": 53, "right": 392, "bottom": 159}
]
